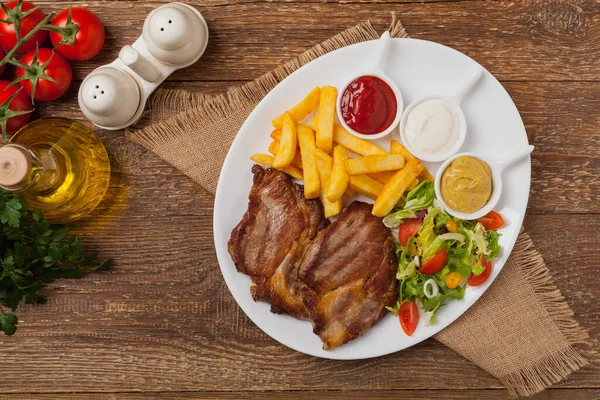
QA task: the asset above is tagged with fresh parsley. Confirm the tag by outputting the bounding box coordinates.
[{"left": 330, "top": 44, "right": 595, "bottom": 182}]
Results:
[{"left": 0, "top": 189, "right": 112, "bottom": 335}]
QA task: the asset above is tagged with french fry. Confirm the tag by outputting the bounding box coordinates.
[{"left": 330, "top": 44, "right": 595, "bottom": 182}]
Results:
[
  {"left": 273, "top": 112, "right": 297, "bottom": 168},
  {"left": 419, "top": 169, "right": 435, "bottom": 182},
  {"left": 328, "top": 145, "right": 350, "bottom": 202},
  {"left": 268, "top": 140, "right": 279, "bottom": 155},
  {"left": 369, "top": 171, "right": 397, "bottom": 184},
  {"left": 345, "top": 154, "right": 405, "bottom": 175},
  {"left": 272, "top": 87, "right": 321, "bottom": 128},
  {"left": 345, "top": 187, "right": 356, "bottom": 196},
  {"left": 348, "top": 174, "right": 384, "bottom": 200},
  {"left": 313, "top": 148, "right": 342, "bottom": 218},
  {"left": 269, "top": 140, "right": 303, "bottom": 169},
  {"left": 270, "top": 129, "right": 282, "bottom": 141},
  {"left": 310, "top": 114, "right": 319, "bottom": 131},
  {"left": 316, "top": 86, "right": 337, "bottom": 153},
  {"left": 372, "top": 161, "right": 424, "bottom": 217},
  {"left": 297, "top": 124, "right": 320, "bottom": 199},
  {"left": 333, "top": 125, "right": 387, "bottom": 156},
  {"left": 390, "top": 140, "right": 416, "bottom": 162},
  {"left": 390, "top": 139, "right": 435, "bottom": 182},
  {"left": 407, "top": 178, "right": 419, "bottom": 191},
  {"left": 250, "top": 154, "right": 304, "bottom": 180}
]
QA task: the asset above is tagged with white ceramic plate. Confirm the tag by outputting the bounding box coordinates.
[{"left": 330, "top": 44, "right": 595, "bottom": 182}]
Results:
[{"left": 213, "top": 38, "right": 531, "bottom": 360}]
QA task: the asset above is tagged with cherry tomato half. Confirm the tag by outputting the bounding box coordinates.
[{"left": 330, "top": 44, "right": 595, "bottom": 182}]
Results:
[
  {"left": 399, "top": 301, "right": 419, "bottom": 336},
  {"left": 419, "top": 249, "right": 448, "bottom": 275},
  {"left": 0, "top": 81, "right": 32, "bottom": 133},
  {"left": 50, "top": 7, "right": 105, "bottom": 61},
  {"left": 0, "top": 1, "right": 48, "bottom": 54},
  {"left": 445, "top": 271, "right": 463, "bottom": 289},
  {"left": 17, "top": 48, "right": 72, "bottom": 101},
  {"left": 398, "top": 218, "right": 422, "bottom": 246},
  {"left": 476, "top": 211, "right": 504, "bottom": 230},
  {"left": 468, "top": 256, "right": 492, "bottom": 286}
]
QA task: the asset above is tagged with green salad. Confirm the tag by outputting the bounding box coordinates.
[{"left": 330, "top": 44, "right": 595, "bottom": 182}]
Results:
[{"left": 383, "top": 181, "right": 503, "bottom": 336}]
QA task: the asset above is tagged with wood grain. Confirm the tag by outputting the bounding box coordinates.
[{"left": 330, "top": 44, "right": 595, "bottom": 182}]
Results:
[
  {"left": 8, "top": 389, "right": 600, "bottom": 400},
  {"left": 7, "top": 1, "right": 600, "bottom": 82},
  {"left": 0, "top": 0, "right": 598, "bottom": 398}
]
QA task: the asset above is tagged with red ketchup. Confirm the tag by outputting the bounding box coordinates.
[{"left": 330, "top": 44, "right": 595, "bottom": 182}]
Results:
[{"left": 340, "top": 75, "right": 397, "bottom": 135}]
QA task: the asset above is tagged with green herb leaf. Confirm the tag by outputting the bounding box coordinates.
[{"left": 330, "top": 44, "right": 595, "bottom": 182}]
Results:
[
  {"left": 0, "top": 313, "right": 18, "bottom": 336},
  {"left": 1, "top": 197, "right": 23, "bottom": 228},
  {"left": 0, "top": 189, "right": 112, "bottom": 335}
]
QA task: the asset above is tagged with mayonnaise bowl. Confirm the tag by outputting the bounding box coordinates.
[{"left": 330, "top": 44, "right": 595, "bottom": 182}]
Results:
[
  {"left": 399, "top": 96, "right": 466, "bottom": 162},
  {"left": 399, "top": 68, "right": 483, "bottom": 162},
  {"left": 434, "top": 145, "right": 535, "bottom": 220}
]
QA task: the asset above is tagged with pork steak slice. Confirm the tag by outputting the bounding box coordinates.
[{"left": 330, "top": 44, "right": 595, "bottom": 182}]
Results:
[
  {"left": 298, "top": 201, "right": 398, "bottom": 350},
  {"left": 228, "top": 165, "right": 328, "bottom": 318}
]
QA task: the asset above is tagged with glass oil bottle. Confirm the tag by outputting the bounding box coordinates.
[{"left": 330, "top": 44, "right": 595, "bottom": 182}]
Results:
[{"left": 0, "top": 118, "right": 111, "bottom": 224}]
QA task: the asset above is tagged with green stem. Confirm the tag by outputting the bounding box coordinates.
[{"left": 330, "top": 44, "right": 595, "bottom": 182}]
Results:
[
  {"left": 0, "top": 12, "right": 55, "bottom": 69},
  {"left": 40, "top": 24, "right": 63, "bottom": 34},
  {"left": 5, "top": 57, "right": 24, "bottom": 68}
]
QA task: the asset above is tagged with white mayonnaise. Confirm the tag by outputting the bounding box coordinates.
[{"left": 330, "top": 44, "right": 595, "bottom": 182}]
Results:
[{"left": 404, "top": 99, "right": 460, "bottom": 157}]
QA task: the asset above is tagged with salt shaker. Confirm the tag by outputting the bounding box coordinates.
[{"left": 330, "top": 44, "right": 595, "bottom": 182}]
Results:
[{"left": 78, "top": 2, "right": 209, "bottom": 130}]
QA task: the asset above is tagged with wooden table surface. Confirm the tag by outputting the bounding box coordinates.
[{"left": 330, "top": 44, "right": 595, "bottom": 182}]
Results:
[{"left": 2, "top": 1, "right": 599, "bottom": 399}]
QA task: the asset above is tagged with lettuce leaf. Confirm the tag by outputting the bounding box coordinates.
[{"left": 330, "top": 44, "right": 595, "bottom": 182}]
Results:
[
  {"left": 383, "top": 181, "right": 434, "bottom": 228},
  {"left": 416, "top": 207, "right": 439, "bottom": 258},
  {"left": 485, "top": 230, "right": 501, "bottom": 260},
  {"left": 422, "top": 236, "right": 447, "bottom": 263}
]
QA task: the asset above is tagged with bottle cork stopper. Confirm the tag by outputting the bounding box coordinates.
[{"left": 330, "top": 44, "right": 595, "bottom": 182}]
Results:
[{"left": 0, "top": 145, "right": 32, "bottom": 188}]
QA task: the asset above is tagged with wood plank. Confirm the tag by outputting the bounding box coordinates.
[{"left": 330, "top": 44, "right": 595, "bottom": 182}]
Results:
[
  {"left": 8, "top": 389, "right": 600, "bottom": 400},
  {"left": 0, "top": 173, "right": 596, "bottom": 394},
  {"left": 33, "top": 0, "right": 472, "bottom": 3},
  {"left": 9, "top": 1, "right": 599, "bottom": 82}
]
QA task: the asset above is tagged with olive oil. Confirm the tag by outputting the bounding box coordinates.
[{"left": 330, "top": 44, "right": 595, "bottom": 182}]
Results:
[{"left": 0, "top": 118, "right": 110, "bottom": 223}]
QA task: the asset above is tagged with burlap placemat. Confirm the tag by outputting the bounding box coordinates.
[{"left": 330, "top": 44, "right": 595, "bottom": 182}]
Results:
[{"left": 126, "top": 17, "right": 589, "bottom": 397}]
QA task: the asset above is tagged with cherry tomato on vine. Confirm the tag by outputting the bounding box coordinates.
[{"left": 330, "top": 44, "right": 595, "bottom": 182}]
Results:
[
  {"left": 0, "top": 1, "right": 48, "bottom": 54},
  {"left": 399, "top": 301, "right": 419, "bottom": 336},
  {"left": 49, "top": 8, "right": 105, "bottom": 61},
  {"left": 16, "top": 48, "right": 72, "bottom": 101},
  {"left": 0, "top": 49, "right": 5, "bottom": 76},
  {"left": 0, "top": 81, "right": 32, "bottom": 133}
]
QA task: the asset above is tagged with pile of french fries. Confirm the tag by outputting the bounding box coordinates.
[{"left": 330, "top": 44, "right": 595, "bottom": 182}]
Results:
[{"left": 250, "top": 87, "right": 434, "bottom": 219}]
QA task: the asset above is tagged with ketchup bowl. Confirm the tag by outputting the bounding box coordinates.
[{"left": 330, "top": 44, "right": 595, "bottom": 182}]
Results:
[
  {"left": 337, "top": 73, "right": 403, "bottom": 140},
  {"left": 336, "top": 32, "right": 404, "bottom": 141}
]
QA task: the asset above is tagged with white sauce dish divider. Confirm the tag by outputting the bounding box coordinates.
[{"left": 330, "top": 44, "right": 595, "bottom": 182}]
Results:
[
  {"left": 434, "top": 145, "right": 535, "bottom": 220},
  {"left": 399, "top": 68, "right": 483, "bottom": 162}
]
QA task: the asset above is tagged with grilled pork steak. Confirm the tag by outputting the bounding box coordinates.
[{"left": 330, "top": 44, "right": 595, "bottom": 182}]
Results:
[
  {"left": 298, "top": 201, "right": 398, "bottom": 350},
  {"left": 228, "top": 165, "right": 328, "bottom": 318}
]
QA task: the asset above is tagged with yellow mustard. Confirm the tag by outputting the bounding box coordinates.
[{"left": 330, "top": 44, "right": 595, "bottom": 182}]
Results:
[{"left": 441, "top": 156, "right": 492, "bottom": 214}]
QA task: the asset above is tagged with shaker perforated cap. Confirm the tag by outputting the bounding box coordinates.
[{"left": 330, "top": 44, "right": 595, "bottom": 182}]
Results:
[
  {"left": 0, "top": 145, "right": 32, "bottom": 189},
  {"left": 142, "top": 3, "right": 209, "bottom": 67},
  {"left": 78, "top": 66, "right": 141, "bottom": 129}
]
